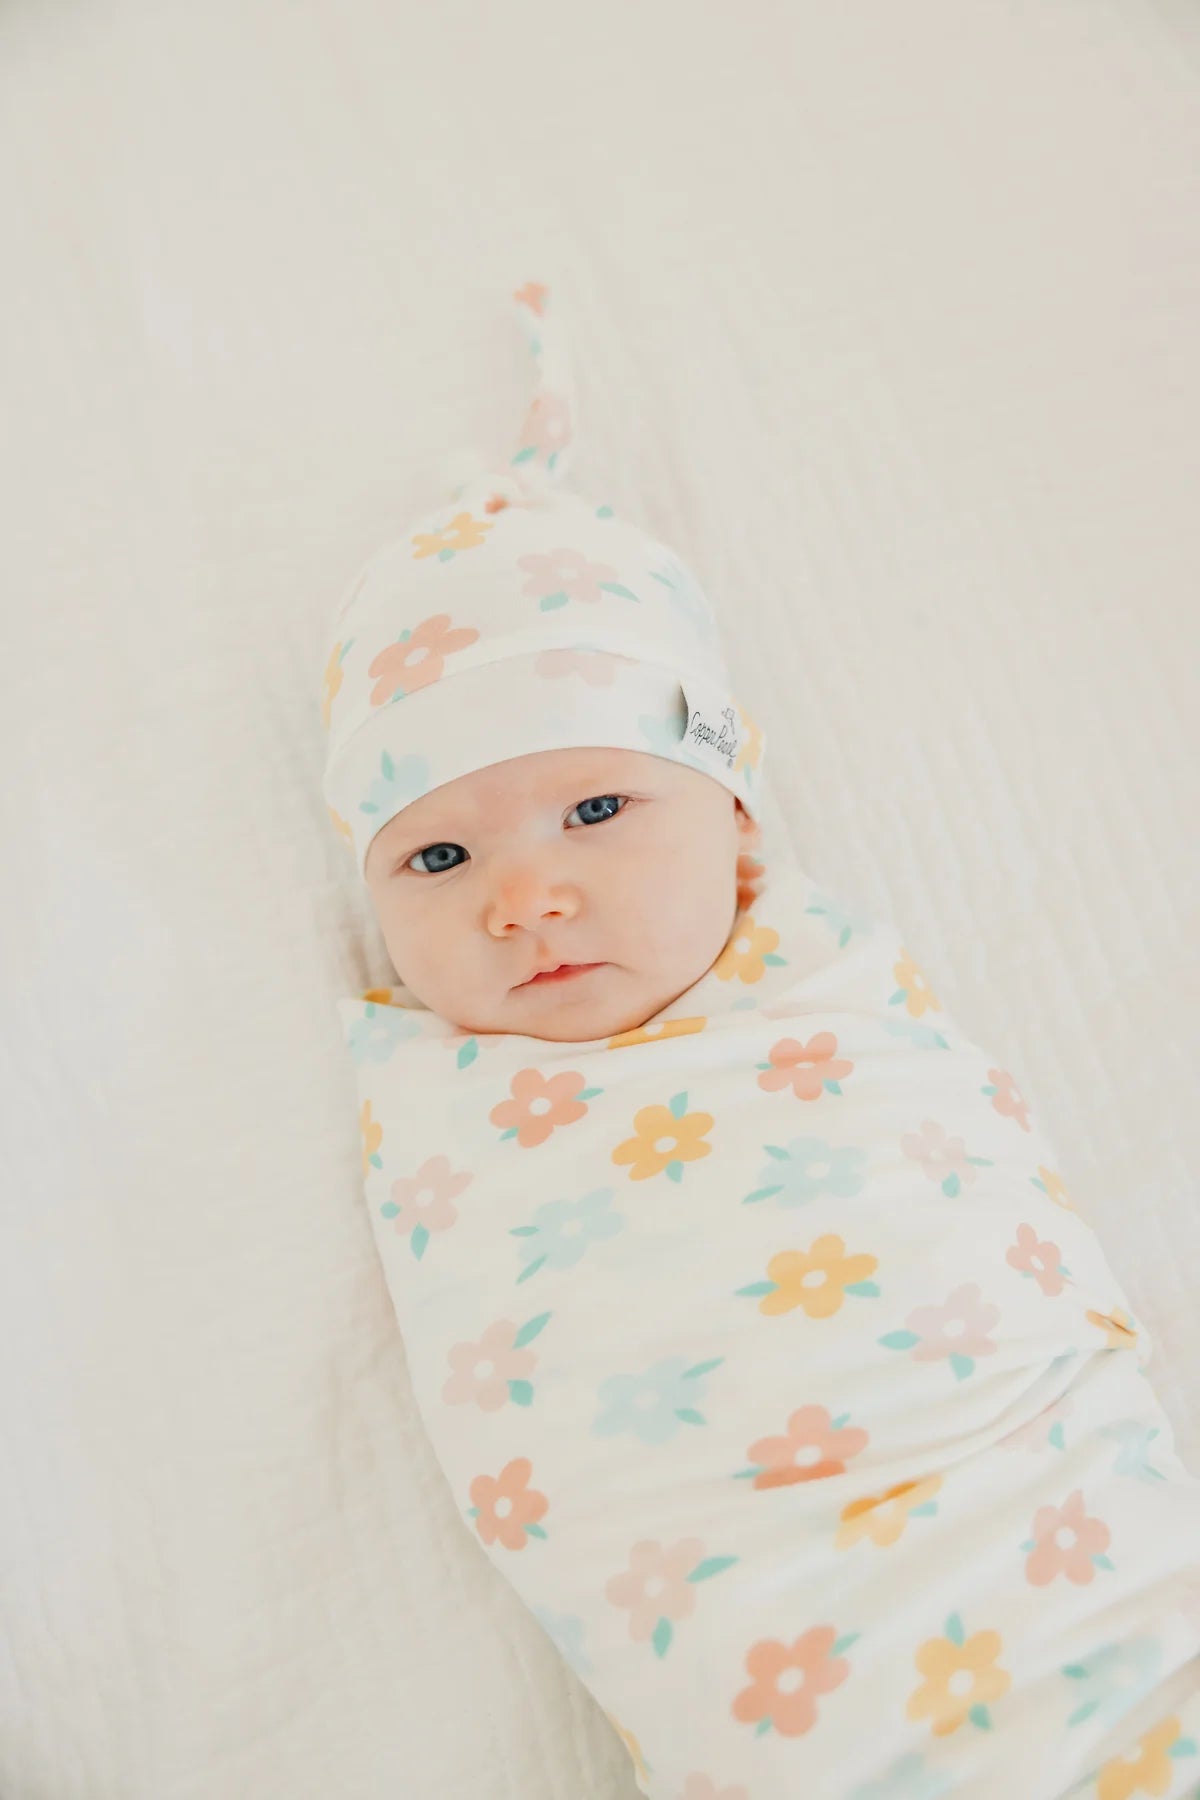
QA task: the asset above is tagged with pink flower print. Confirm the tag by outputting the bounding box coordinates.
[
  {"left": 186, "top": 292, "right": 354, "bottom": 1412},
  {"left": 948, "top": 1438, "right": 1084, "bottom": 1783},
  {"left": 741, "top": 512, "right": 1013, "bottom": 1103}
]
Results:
[
  {"left": 515, "top": 391, "right": 572, "bottom": 471},
  {"left": 882, "top": 1283, "right": 1000, "bottom": 1381},
  {"left": 983, "top": 1068, "right": 1032, "bottom": 1132},
  {"left": 442, "top": 1320, "right": 537, "bottom": 1412},
  {"left": 605, "top": 1538, "right": 705, "bottom": 1644},
  {"left": 758, "top": 1033, "right": 854, "bottom": 1102},
  {"left": 900, "top": 1121, "right": 984, "bottom": 1197},
  {"left": 518, "top": 547, "right": 626, "bottom": 611},
  {"left": 534, "top": 646, "right": 634, "bottom": 684},
  {"left": 676, "top": 1779, "right": 750, "bottom": 1800},
  {"left": 1023, "top": 1489, "right": 1113, "bottom": 1586},
  {"left": 1006, "top": 1223, "right": 1070, "bottom": 1296},
  {"left": 998, "top": 1397, "right": 1073, "bottom": 1453},
  {"left": 367, "top": 614, "right": 480, "bottom": 706},
  {"left": 381, "top": 1153, "right": 472, "bottom": 1260}
]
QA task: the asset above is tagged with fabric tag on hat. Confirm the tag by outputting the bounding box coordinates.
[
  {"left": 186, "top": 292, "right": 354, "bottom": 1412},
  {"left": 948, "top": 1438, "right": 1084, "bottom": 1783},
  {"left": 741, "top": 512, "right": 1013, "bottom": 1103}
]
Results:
[{"left": 679, "top": 672, "right": 743, "bottom": 774}]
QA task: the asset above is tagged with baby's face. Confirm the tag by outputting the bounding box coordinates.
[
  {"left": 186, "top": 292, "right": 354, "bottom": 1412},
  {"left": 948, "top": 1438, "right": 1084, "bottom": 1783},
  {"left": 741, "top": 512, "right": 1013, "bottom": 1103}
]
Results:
[{"left": 363, "top": 746, "right": 760, "bottom": 1043}]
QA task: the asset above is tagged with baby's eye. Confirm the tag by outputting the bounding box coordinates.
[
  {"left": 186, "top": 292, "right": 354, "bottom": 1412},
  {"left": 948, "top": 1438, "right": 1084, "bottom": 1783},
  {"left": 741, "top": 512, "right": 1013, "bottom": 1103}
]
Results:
[
  {"left": 566, "top": 794, "right": 627, "bottom": 828},
  {"left": 407, "top": 842, "right": 466, "bottom": 875},
  {"left": 406, "top": 795, "right": 629, "bottom": 875}
]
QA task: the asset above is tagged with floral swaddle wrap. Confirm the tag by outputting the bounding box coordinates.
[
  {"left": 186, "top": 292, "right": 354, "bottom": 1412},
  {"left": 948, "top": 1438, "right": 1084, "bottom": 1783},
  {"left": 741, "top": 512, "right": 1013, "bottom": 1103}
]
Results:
[{"left": 341, "top": 859, "right": 1200, "bottom": 1800}]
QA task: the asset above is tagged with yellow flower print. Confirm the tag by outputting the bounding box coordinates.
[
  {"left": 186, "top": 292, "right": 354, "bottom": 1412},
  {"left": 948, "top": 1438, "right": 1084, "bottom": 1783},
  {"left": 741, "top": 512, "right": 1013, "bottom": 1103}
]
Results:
[
  {"left": 359, "top": 1098, "right": 382, "bottom": 1183},
  {"left": 607, "top": 1016, "right": 707, "bottom": 1050},
  {"left": 1033, "top": 1166, "right": 1081, "bottom": 1216},
  {"left": 712, "top": 912, "right": 782, "bottom": 985},
  {"left": 321, "top": 640, "right": 349, "bottom": 731},
  {"left": 907, "top": 1614, "right": 1011, "bottom": 1736},
  {"left": 835, "top": 1476, "right": 943, "bottom": 1550},
  {"left": 1085, "top": 1307, "right": 1139, "bottom": 1350},
  {"left": 361, "top": 987, "right": 396, "bottom": 1005},
  {"left": 1095, "top": 1715, "right": 1189, "bottom": 1800},
  {"left": 891, "top": 950, "right": 942, "bottom": 1018},
  {"left": 612, "top": 1094, "right": 714, "bottom": 1183},
  {"left": 326, "top": 804, "right": 354, "bottom": 848},
  {"left": 604, "top": 1711, "right": 651, "bottom": 1787},
  {"left": 734, "top": 706, "right": 765, "bottom": 776},
  {"left": 411, "top": 511, "right": 495, "bottom": 561},
  {"left": 743, "top": 1234, "right": 879, "bottom": 1319}
]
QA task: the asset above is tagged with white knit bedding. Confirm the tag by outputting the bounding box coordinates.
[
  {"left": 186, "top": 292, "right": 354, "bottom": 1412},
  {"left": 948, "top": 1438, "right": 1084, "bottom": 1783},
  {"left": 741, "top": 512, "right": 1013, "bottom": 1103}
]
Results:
[{"left": 2, "top": 2, "right": 1198, "bottom": 1796}]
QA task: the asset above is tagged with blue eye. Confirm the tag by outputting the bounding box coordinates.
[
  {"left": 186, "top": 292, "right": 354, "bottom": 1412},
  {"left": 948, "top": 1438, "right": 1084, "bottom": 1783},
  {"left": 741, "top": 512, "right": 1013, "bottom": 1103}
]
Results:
[
  {"left": 406, "top": 795, "right": 628, "bottom": 875},
  {"left": 566, "top": 794, "right": 626, "bottom": 827}
]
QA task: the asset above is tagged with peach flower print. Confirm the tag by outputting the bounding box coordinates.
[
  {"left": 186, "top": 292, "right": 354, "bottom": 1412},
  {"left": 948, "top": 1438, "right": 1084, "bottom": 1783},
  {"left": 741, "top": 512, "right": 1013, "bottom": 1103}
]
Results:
[
  {"left": 835, "top": 1475, "right": 943, "bottom": 1549},
  {"left": 744, "top": 1403, "right": 869, "bottom": 1490},
  {"left": 490, "top": 1067, "right": 596, "bottom": 1147},
  {"left": 468, "top": 1457, "right": 548, "bottom": 1551},
  {"left": 442, "top": 1320, "right": 537, "bottom": 1412},
  {"left": 741, "top": 1234, "right": 879, "bottom": 1320},
  {"left": 518, "top": 547, "right": 622, "bottom": 610},
  {"left": 1007, "top": 1223, "right": 1070, "bottom": 1296},
  {"left": 675, "top": 1778, "right": 749, "bottom": 1800},
  {"left": 901, "top": 1120, "right": 987, "bottom": 1197},
  {"left": 1085, "top": 1307, "right": 1139, "bottom": 1350},
  {"left": 983, "top": 1067, "right": 1032, "bottom": 1132},
  {"left": 891, "top": 950, "right": 942, "bottom": 1018},
  {"left": 367, "top": 612, "right": 481, "bottom": 705},
  {"left": 712, "top": 911, "right": 782, "bottom": 985},
  {"left": 605, "top": 1538, "right": 705, "bottom": 1643},
  {"left": 734, "top": 850, "right": 767, "bottom": 916},
  {"left": 514, "top": 280, "right": 548, "bottom": 315},
  {"left": 359, "top": 1098, "right": 382, "bottom": 1182},
  {"left": 612, "top": 1094, "right": 714, "bottom": 1182},
  {"left": 758, "top": 1032, "right": 854, "bottom": 1101},
  {"left": 607, "top": 1017, "right": 707, "bottom": 1050},
  {"left": 1095, "top": 1716, "right": 1192, "bottom": 1800},
  {"left": 1023, "top": 1488, "right": 1112, "bottom": 1586},
  {"left": 907, "top": 1614, "right": 1011, "bottom": 1736},
  {"left": 381, "top": 1152, "right": 472, "bottom": 1259},
  {"left": 732, "top": 1628, "right": 853, "bottom": 1737}
]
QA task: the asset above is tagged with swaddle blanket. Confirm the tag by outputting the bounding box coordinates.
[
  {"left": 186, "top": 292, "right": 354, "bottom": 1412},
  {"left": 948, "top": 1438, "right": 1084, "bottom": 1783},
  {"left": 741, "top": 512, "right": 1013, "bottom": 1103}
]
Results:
[{"left": 341, "top": 861, "right": 1200, "bottom": 1800}]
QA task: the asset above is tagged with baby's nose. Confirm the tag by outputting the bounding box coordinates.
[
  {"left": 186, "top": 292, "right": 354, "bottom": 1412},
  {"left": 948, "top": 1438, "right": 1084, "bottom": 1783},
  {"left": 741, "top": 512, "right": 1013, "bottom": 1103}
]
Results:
[{"left": 487, "top": 869, "right": 579, "bottom": 934}]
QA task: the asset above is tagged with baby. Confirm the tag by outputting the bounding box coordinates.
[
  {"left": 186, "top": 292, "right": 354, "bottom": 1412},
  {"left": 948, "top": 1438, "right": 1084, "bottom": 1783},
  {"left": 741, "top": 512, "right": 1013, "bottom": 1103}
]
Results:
[{"left": 322, "top": 283, "right": 1200, "bottom": 1799}]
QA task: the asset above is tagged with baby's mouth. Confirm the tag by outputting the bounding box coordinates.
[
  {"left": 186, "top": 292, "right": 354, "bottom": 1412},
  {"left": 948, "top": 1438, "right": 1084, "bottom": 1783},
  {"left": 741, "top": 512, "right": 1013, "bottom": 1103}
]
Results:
[{"left": 517, "top": 962, "right": 607, "bottom": 988}]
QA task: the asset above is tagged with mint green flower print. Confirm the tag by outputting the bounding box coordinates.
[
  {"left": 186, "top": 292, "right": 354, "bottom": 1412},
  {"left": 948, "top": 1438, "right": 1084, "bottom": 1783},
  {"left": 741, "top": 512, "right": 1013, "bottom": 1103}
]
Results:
[
  {"left": 511, "top": 1188, "right": 625, "bottom": 1283},
  {"left": 592, "top": 1355, "right": 725, "bottom": 1445},
  {"left": 743, "top": 1137, "right": 868, "bottom": 1208},
  {"left": 1060, "top": 1636, "right": 1164, "bottom": 1729},
  {"left": 347, "top": 1004, "right": 425, "bottom": 1066},
  {"left": 359, "top": 748, "right": 432, "bottom": 821}
]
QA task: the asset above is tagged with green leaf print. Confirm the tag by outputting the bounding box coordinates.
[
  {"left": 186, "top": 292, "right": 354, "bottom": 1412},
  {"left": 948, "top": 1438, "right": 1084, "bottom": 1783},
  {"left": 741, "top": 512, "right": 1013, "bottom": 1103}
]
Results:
[{"left": 687, "top": 1556, "right": 738, "bottom": 1583}]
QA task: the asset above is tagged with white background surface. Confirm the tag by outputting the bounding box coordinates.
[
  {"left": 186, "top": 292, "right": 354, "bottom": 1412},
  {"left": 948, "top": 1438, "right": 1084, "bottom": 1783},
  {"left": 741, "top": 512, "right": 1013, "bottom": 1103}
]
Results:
[{"left": 2, "top": 2, "right": 1198, "bottom": 1796}]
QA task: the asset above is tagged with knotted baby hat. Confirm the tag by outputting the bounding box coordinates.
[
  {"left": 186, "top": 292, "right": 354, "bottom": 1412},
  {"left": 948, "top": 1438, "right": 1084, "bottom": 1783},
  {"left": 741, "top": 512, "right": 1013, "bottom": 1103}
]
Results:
[{"left": 320, "top": 279, "right": 767, "bottom": 882}]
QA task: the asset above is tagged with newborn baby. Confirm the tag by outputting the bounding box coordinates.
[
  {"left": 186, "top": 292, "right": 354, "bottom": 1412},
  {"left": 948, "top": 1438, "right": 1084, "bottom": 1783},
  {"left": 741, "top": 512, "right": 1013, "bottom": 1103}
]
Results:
[{"left": 322, "top": 283, "right": 1200, "bottom": 1799}]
